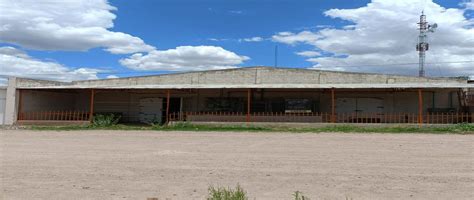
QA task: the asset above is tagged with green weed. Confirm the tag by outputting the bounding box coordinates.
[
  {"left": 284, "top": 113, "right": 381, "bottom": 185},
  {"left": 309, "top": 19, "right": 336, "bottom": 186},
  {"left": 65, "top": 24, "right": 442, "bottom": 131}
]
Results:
[{"left": 207, "top": 185, "right": 248, "bottom": 200}]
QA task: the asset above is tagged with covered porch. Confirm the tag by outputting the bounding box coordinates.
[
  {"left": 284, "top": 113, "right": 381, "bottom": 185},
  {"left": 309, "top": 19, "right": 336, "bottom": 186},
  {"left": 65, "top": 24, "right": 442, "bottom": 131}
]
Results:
[{"left": 16, "top": 87, "right": 473, "bottom": 125}]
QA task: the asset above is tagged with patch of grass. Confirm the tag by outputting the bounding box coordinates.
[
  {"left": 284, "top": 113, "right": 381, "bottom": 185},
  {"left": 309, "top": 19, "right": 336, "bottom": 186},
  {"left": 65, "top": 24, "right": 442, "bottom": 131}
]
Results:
[
  {"left": 91, "top": 114, "right": 121, "bottom": 127},
  {"left": 26, "top": 121, "right": 474, "bottom": 134},
  {"left": 154, "top": 122, "right": 474, "bottom": 134},
  {"left": 152, "top": 122, "right": 272, "bottom": 132},
  {"left": 207, "top": 185, "right": 248, "bottom": 200},
  {"left": 29, "top": 124, "right": 151, "bottom": 131}
]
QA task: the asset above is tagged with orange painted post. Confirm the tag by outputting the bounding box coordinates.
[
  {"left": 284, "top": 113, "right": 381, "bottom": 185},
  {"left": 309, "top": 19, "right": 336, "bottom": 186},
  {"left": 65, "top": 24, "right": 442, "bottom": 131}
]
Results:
[
  {"left": 89, "top": 89, "right": 95, "bottom": 122},
  {"left": 166, "top": 89, "right": 171, "bottom": 124},
  {"left": 246, "top": 88, "right": 251, "bottom": 123},
  {"left": 418, "top": 89, "right": 423, "bottom": 127},
  {"left": 331, "top": 88, "right": 335, "bottom": 123}
]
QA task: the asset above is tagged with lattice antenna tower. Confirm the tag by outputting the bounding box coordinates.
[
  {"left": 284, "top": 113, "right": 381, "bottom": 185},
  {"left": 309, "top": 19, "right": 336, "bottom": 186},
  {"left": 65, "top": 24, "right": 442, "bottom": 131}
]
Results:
[{"left": 416, "top": 11, "right": 437, "bottom": 77}]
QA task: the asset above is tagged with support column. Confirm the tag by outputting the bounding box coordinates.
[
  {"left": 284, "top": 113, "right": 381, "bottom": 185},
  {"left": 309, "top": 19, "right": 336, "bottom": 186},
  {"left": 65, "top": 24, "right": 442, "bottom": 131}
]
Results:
[
  {"left": 418, "top": 88, "right": 423, "bottom": 126},
  {"left": 331, "top": 88, "right": 335, "bottom": 123},
  {"left": 4, "top": 77, "right": 18, "bottom": 125},
  {"left": 89, "top": 89, "right": 95, "bottom": 122},
  {"left": 247, "top": 88, "right": 251, "bottom": 123},
  {"left": 166, "top": 89, "right": 171, "bottom": 124}
]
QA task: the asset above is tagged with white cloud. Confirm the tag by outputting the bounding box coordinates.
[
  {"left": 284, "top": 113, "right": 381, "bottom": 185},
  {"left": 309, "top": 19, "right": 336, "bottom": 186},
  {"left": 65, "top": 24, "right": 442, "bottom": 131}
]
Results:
[
  {"left": 272, "top": 0, "right": 474, "bottom": 77},
  {"left": 0, "top": 0, "right": 154, "bottom": 54},
  {"left": 272, "top": 31, "right": 321, "bottom": 45},
  {"left": 240, "top": 37, "right": 264, "bottom": 42},
  {"left": 461, "top": 0, "right": 474, "bottom": 10},
  {"left": 208, "top": 38, "right": 227, "bottom": 42},
  {"left": 296, "top": 51, "right": 321, "bottom": 57},
  {"left": 106, "top": 75, "right": 119, "bottom": 79},
  {"left": 119, "top": 46, "right": 250, "bottom": 71},
  {"left": 0, "top": 46, "right": 99, "bottom": 82}
]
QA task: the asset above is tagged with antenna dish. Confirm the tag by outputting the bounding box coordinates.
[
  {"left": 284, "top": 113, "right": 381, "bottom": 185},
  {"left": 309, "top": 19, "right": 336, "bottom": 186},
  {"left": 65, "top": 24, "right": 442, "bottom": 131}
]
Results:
[{"left": 431, "top": 23, "right": 438, "bottom": 29}]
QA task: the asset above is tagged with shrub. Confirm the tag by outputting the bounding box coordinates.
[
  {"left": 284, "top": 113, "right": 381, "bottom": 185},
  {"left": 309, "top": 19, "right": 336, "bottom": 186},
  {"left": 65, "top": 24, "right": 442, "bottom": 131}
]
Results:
[
  {"left": 293, "top": 191, "right": 310, "bottom": 200},
  {"left": 92, "top": 114, "right": 121, "bottom": 127},
  {"left": 207, "top": 185, "right": 248, "bottom": 200}
]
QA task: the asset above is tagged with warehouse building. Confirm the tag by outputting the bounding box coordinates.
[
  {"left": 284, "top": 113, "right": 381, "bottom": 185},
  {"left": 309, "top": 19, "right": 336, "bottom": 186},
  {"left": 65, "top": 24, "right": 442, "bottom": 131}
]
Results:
[{"left": 2, "top": 67, "right": 474, "bottom": 125}]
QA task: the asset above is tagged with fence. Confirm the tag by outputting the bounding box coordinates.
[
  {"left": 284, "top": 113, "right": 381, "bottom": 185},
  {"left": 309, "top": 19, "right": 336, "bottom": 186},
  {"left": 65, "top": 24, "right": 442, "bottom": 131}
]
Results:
[
  {"left": 169, "top": 112, "right": 473, "bottom": 124},
  {"left": 18, "top": 110, "right": 90, "bottom": 121},
  {"left": 16, "top": 110, "right": 473, "bottom": 124}
]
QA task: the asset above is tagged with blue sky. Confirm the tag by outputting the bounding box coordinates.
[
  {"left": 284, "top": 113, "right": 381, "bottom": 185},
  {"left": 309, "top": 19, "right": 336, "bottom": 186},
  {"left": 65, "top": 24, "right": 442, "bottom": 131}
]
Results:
[{"left": 0, "top": 0, "right": 473, "bottom": 82}]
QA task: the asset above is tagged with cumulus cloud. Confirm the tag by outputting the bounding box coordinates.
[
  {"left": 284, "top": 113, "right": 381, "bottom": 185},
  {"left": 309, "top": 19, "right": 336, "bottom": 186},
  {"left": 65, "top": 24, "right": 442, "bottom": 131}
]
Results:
[
  {"left": 0, "top": 0, "right": 154, "bottom": 54},
  {"left": 0, "top": 46, "right": 99, "bottom": 82},
  {"left": 296, "top": 51, "right": 321, "bottom": 57},
  {"left": 119, "top": 46, "right": 250, "bottom": 71},
  {"left": 273, "top": 0, "right": 474, "bottom": 77}
]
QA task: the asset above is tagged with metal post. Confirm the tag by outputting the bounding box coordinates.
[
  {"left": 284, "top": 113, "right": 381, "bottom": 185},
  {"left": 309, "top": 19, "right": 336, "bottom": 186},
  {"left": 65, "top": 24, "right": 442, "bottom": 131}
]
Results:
[
  {"left": 89, "top": 89, "right": 95, "bottom": 122},
  {"left": 166, "top": 89, "right": 171, "bottom": 124},
  {"left": 418, "top": 89, "right": 423, "bottom": 126},
  {"left": 331, "top": 88, "right": 335, "bottom": 123},
  {"left": 247, "top": 88, "right": 251, "bottom": 123}
]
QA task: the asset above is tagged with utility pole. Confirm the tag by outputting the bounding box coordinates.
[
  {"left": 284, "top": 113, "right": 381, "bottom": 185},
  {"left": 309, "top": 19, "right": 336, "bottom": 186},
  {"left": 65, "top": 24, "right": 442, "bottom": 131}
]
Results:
[{"left": 416, "top": 11, "right": 437, "bottom": 77}]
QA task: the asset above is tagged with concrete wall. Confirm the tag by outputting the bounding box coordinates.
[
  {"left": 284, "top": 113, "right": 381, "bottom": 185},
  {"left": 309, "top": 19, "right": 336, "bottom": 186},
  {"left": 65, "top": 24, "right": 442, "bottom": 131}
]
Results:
[
  {"left": 15, "top": 67, "right": 468, "bottom": 88},
  {"left": 0, "top": 88, "right": 6, "bottom": 124}
]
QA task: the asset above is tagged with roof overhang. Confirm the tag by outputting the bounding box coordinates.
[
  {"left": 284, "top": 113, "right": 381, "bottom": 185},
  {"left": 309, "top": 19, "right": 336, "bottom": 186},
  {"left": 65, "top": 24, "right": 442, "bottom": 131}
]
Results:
[{"left": 16, "top": 83, "right": 474, "bottom": 89}]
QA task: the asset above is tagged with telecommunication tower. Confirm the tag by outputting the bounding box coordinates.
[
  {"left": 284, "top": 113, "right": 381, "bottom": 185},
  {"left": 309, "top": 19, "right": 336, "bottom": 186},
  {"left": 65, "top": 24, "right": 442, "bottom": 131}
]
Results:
[{"left": 416, "top": 11, "right": 437, "bottom": 77}]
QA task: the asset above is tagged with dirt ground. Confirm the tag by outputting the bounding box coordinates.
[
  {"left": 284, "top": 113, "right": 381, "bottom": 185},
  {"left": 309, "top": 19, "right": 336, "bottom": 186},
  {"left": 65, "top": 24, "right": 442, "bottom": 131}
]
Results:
[{"left": 1, "top": 130, "right": 473, "bottom": 200}]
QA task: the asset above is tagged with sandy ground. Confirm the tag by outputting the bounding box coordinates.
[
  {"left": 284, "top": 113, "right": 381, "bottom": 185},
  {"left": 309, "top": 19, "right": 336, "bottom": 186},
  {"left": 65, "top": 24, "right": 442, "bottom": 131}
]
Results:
[{"left": 1, "top": 130, "right": 473, "bottom": 200}]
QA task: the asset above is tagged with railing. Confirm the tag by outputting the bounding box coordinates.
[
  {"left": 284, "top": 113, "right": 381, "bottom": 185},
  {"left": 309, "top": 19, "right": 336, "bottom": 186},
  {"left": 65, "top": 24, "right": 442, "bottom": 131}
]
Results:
[
  {"left": 169, "top": 112, "right": 473, "bottom": 124},
  {"left": 18, "top": 110, "right": 91, "bottom": 121}
]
